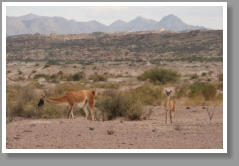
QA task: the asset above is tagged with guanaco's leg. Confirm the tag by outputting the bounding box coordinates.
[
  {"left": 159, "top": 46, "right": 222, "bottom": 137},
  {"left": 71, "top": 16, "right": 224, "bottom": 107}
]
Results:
[
  {"left": 172, "top": 110, "right": 175, "bottom": 121},
  {"left": 67, "top": 104, "right": 74, "bottom": 119},
  {"left": 83, "top": 106, "right": 89, "bottom": 120},
  {"left": 88, "top": 96, "right": 95, "bottom": 121},
  {"left": 170, "top": 110, "right": 173, "bottom": 124},
  {"left": 71, "top": 108, "right": 74, "bottom": 119},
  {"left": 88, "top": 105, "right": 95, "bottom": 121},
  {"left": 165, "top": 109, "right": 168, "bottom": 124}
]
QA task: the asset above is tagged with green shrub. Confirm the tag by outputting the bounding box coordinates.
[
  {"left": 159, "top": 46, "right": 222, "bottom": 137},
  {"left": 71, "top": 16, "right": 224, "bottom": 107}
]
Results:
[
  {"left": 72, "top": 72, "right": 85, "bottom": 81},
  {"left": 97, "top": 90, "right": 143, "bottom": 120},
  {"left": 18, "top": 70, "right": 23, "bottom": 75},
  {"left": 190, "top": 73, "right": 199, "bottom": 80},
  {"left": 67, "top": 72, "right": 85, "bottom": 81},
  {"left": 130, "top": 83, "right": 163, "bottom": 105},
  {"left": 189, "top": 82, "right": 217, "bottom": 100},
  {"left": 137, "top": 68, "right": 180, "bottom": 84},
  {"left": 189, "top": 82, "right": 205, "bottom": 98},
  {"left": 176, "top": 84, "right": 189, "bottom": 98},
  {"left": 202, "top": 84, "right": 217, "bottom": 100},
  {"left": 126, "top": 100, "right": 143, "bottom": 120},
  {"left": 89, "top": 74, "right": 107, "bottom": 82},
  {"left": 47, "top": 60, "right": 59, "bottom": 65},
  {"left": 43, "top": 63, "right": 51, "bottom": 69},
  {"left": 7, "top": 86, "right": 38, "bottom": 119},
  {"left": 201, "top": 72, "right": 207, "bottom": 76}
]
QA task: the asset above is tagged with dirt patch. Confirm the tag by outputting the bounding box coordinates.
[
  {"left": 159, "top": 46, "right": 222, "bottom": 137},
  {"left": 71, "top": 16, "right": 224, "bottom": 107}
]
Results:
[{"left": 6, "top": 106, "right": 223, "bottom": 149}]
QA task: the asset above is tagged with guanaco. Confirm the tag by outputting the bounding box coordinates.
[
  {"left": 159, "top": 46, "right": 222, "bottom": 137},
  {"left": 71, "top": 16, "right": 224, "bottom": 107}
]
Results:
[
  {"left": 164, "top": 89, "right": 176, "bottom": 124},
  {"left": 37, "top": 90, "right": 95, "bottom": 120}
]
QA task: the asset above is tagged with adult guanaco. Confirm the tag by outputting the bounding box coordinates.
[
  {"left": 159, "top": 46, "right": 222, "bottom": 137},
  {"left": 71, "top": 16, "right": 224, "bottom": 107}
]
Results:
[
  {"left": 37, "top": 90, "right": 95, "bottom": 120},
  {"left": 164, "top": 89, "right": 176, "bottom": 124}
]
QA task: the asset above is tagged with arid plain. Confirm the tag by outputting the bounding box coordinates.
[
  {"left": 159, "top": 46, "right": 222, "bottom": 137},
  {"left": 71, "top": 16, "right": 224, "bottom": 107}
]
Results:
[{"left": 6, "top": 30, "right": 223, "bottom": 149}]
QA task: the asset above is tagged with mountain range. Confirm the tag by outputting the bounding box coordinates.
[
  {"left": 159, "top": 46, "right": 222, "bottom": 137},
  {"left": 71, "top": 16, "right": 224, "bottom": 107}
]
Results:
[{"left": 7, "top": 14, "right": 205, "bottom": 36}]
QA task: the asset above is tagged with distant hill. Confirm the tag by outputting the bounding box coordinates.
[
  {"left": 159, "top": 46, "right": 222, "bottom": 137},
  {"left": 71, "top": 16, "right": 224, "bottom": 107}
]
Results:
[
  {"left": 7, "top": 14, "right": 205, "bottom": 36},
  {"left": 7, "top": 30, "right": 222, "bottom": 63}
]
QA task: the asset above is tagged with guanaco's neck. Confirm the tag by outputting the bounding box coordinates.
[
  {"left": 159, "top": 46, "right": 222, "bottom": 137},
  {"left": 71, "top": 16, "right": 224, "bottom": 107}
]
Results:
[
  {"left": 167, "top": 95, "right": 171, "bottom": 101},
  {"left": 45, "top": 96, "right": 68, "bottom": 104}
]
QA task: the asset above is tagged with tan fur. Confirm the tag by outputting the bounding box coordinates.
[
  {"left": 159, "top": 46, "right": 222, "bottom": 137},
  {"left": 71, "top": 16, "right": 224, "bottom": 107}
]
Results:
[
  {"left": 164, "top": 90, "right": 176, "bottom": 124},
  {"left": 44, "top": 90, "right": 95, "bottom": 120}
]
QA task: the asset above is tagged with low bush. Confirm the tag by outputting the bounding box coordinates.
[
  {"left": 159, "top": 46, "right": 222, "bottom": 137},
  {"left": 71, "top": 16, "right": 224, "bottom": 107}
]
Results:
[
  {"left": 189, "top": 82, "right": 217, "bottom": 100},
  {"left": 18, "top": 70, "right": 23, "bottom": 75},
  {"left": 189, "top": 82, "right": 205, "bottom": 98},
  {"left": 89, "top": 73, "right": 107, "bottom": 82},
  {"left": 43, "top": 63, "right": 51, "bottom": 69},
  {"left": 175, "top": 84, "right": 189, "bottom": 98},
  {"left": 190, "top": 73, "right": 199, "bottom": 80},
  {"left": 7, "top": 86, "right": 38, "bottom": 120},
  {"left": 201, "top": 72, "right": 207, "bottom": 76},
  {"left": 97, "top": 90, "right": 143, "bottom": 120},
  {"left": 202, "top": 83, "right": 217, "bottom": 100},
  {"left": 34, "top": 71, "right": 85, "bottom": 82},
  {"left": 67, "top": 72, "right": 85, "bottom": 81},
  {"left": 137, "top": 68, "right": 180, "bottom": 84},
  {"left": 130, "top": 83, "right": 163, "bottom": 105}
]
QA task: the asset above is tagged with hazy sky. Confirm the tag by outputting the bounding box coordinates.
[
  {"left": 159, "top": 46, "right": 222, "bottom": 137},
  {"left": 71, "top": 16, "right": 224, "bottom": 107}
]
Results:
[{"left": 7, "top": 6, "right": 223, "bottom": 29}]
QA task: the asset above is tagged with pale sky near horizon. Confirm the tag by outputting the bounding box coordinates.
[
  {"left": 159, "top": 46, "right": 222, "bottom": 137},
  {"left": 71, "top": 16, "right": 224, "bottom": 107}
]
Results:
[{"left": 7, "top": 6, "right": 223, "bottom": 29}]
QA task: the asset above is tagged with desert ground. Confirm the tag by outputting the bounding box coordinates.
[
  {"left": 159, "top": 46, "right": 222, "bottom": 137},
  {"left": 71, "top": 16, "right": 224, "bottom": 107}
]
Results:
[
  {"left": 7, "top": 105, "right": 222, "bottom": 149},
  {"left": 6, "top": 61, "right": 223, "bottom": 149}
]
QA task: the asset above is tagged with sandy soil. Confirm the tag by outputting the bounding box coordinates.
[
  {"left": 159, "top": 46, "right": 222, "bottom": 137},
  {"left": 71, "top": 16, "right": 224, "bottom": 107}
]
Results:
[{"left": 6, "top": 106, "right": 223, "bottom": 149}]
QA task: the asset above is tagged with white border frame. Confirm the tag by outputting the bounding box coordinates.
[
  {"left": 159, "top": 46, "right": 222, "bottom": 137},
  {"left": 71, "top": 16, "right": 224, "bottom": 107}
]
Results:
[{"left": 1, "top": 2, "right": 227, "bottom": 153}]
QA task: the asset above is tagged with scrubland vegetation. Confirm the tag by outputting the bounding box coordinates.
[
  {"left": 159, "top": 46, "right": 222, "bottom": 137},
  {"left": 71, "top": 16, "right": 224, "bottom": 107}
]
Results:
[{"left": 6, "top": 62, "right": 223, "bottom": 122}]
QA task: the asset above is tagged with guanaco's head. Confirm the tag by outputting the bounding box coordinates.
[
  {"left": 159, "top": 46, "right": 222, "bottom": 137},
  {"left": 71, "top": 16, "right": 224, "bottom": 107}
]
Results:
[
  {"left": 165, "top": 89, "right": 173, "bottom": 97},
  {"left": 37, "top": 95, "right": 45, "bottom": 109},
  {"left": 92, "top": 90, "right": 95, "bottom": 96}
]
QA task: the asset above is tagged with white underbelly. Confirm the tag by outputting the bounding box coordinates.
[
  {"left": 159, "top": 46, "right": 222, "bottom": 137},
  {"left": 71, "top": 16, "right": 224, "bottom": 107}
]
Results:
[{"left": 76, "top": 98, "right": 87, "bottom": 108}]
